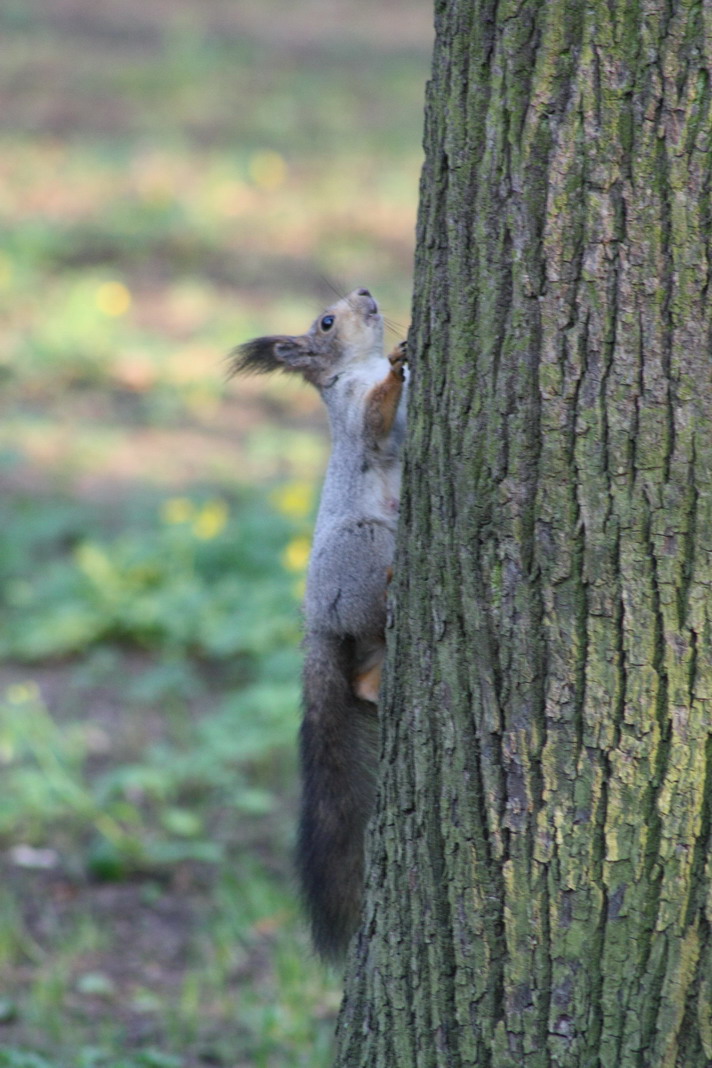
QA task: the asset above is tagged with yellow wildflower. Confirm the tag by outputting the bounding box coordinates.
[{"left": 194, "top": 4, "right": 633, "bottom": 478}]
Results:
[
  {"left": 5, "top": 682, "right": 40, "bottom": 704},
  {"left": 248, "top": 150, "right": 287, "bottom": 191},
  {"left": 161, "top": 497, "right": 195, "bottom": 525},
  {"left": 270, "top": 481, "right": 315, "bottom": 520},
  {"left": 96, "top": 281, "right": 131, "bottom": 317},
  {"left": 282, "top": 536, "right": 311, "bottom": 573},
  {"left": 193, "top": 499, "right": 229, "bottom": 540}
]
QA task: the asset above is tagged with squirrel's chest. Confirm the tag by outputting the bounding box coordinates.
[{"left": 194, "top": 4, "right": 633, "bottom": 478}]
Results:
[{"left": 322, "top": 362, "right": 406, "bottom": 526}]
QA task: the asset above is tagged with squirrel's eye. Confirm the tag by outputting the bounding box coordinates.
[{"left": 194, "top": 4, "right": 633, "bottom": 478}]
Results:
[{"left": 320, "top": 315, "right": 335, "bottom": 331}]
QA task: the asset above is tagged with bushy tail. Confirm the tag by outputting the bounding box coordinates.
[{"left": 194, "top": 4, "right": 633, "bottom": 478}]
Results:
[{"left": 296, "top": 632, "right": 378, "bottom": 963}]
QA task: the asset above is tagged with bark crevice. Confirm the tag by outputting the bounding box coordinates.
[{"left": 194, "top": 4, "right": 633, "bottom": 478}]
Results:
[{"left": 334, "top": 4, "right": 712, "bottom": 1064}]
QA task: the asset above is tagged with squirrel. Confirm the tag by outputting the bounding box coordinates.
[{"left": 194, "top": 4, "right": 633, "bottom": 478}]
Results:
[{"left": 231, "top": 288, "right": 408, "bottom": 961}]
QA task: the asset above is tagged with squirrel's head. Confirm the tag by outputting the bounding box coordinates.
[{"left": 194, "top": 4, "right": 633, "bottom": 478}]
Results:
[{"left": 230, "top": 288, "right": 384, "bottom": 388}]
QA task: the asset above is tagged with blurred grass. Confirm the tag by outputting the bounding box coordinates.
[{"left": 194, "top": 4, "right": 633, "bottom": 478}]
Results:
[{"left": 0, "top": 0, "right": 430, "bottom": 1064}]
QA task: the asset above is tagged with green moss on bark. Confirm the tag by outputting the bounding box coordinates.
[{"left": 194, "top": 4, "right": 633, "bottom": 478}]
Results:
[{"left": 335, "top": 2, "right": 712, "bottom": 1065}]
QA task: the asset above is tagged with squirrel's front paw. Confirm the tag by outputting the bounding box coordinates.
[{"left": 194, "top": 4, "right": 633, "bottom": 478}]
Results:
[{"left": 388, "top": 341, "right": 408, "bottom": 379}]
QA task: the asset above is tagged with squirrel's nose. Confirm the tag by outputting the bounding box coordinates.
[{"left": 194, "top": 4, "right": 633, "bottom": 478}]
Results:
[{"left": 356, "top": 288, "right": 371, "bottom": 297}]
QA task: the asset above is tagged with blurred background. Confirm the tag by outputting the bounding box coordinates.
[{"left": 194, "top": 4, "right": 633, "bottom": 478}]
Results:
[{"left": 0, "top": 1, "right": 431, "bottom": 1065}]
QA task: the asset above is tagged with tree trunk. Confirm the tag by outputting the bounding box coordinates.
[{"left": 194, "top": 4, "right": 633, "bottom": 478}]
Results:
[{"left": 334, "top": 2, "right": 712, "bottom": 1066}]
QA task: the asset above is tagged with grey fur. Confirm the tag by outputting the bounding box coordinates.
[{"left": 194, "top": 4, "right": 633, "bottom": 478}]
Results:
[{"left": 232, "top": 289, "right": 407, "bottom": 961}]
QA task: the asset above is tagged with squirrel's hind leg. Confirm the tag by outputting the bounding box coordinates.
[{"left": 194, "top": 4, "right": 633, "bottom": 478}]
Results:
[{"left": 353, "top": 638, "right": 385, "bottom": 704}]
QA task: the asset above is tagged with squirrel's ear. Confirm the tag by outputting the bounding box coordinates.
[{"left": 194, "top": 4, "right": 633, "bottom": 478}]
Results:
[{"left": 229, "top": 335, "right": 311, "bottom": 377}]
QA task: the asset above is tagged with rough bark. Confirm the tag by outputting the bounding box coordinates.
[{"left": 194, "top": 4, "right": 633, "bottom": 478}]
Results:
[{"left": 334, "top": 2, "right": 712, "bottom": 1066}]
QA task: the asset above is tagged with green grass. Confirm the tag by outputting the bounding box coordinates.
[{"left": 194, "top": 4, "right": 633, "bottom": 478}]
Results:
[
  {"left": 0, "top": 0, "right": 430, "bottom": 1063},
  {"left": 0, "top": 487, "right": 338, "bottom": 1065}
]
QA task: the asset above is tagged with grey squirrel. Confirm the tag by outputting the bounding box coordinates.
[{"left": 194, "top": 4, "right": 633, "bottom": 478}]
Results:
[{"left": 231, "top": 288, "right": 408, "bottom": 961}]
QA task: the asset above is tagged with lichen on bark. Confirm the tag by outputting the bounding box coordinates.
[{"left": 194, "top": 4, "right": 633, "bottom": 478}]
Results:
[{"left": 334, "top": 3, "right": 712, "bottom": 1066}]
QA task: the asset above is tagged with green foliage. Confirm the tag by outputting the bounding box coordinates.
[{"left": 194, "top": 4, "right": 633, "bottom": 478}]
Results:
[
  {"left": 0, "top": 489, "right": 304, "bottom": 856},
  {"left": 0, "top": 488, "right": 336, "bottom": 1064},
  {"left": 0, "top": 0, "right": 429, "bottom": 1061},
  {"left": 0, "top": 1050, "right": 184, "bottom": 1068},
  {"left": 0, "top": 491, "right": 301, "bottom": 661}
]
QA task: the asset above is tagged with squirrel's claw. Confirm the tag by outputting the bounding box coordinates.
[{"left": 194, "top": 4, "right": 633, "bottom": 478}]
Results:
[{"left": 388, "top": 340, "right": 408, "bottom": 379}]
